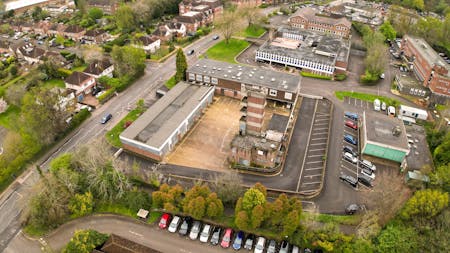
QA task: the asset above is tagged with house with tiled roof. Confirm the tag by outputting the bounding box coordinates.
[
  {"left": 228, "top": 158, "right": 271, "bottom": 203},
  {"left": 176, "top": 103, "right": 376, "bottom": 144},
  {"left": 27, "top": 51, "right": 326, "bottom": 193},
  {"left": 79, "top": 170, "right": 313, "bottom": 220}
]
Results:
[
  {"left": 65, "top": 71, "right": 96, "bottom": 100},
  {"left": 83, "top": 29, "right": 108, "bottom": 43},
  {"left": 33, "top": 21, "right": 51, "bottom": 35},
  {"left": 86, "top": 0, "right": 119, "bottom": 14},
  {"left": 174, "top": 11, "right": 206, "bottom": 34},
  {"left": 179, "top": 0, "right": 223, "bottom": 16},
  {"left": 47, "top": 23, "right": 67, "bottom": 36},
  {"left": 63, "top": 25, "right": 86, "bottom": 41},
  {"left": 134, "top": 36, "right": 161, "bottom": 53},
  {"left": 83, "top": 59, "right": 113, "bottom": 79},
  {"left": 96, "top": 234, "right": 161, "bottom": 253},
  {"left": 16, "top": 43, "right": 46, "bottom": 64}
]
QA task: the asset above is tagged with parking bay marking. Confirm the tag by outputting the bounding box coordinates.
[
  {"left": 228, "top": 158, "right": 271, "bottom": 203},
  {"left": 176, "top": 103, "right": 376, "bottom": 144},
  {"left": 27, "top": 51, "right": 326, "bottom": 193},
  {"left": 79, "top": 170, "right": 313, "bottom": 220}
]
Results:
[
  {"left": 309, "top": 148, "right": 325, "bottom": 152},
  {"left": 310, "top": 143, "right": 326, "bottom": 146},
  {"left": 312, "top": 131, "right": 327, "bottom": 135},
  {"left": 307, "top": 161, "right": 322, "bottom": 164},
  {"left": 308, "top": 154, "right": 323, "bottom": 158},
  {"left": 305, "top": 167, "right": 322, "bottom": 171},
  {"left": 302, "top": 181, "right": 321, "bottom": 185},
  {"left": 311, "top": 137, "right": 328, "bottom": 141},
  {"left": 314, "top": 127, "right": 328, "bottom": 131}
]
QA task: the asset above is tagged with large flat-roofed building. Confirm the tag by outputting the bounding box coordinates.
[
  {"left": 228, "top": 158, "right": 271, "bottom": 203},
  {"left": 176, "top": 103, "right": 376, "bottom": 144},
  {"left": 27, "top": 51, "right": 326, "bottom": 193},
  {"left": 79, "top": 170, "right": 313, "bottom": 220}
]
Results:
[
  {"left": 288, "top": 7, "right": 351, "bottom": 38},
  {"left": 361, "top": 112, "right": 410, "bottom": 163},
  {"left": 255, "top": 27, "right": 350, "bottom": 76},
  {"left": 186, "top": 58, "right": 301, "bottom": 105},
  {"left": 401, "top": 35, "right": 450, "bottom": 103},
  {"left": 120, "top": 82, "right": 214, "bottom": 161}
]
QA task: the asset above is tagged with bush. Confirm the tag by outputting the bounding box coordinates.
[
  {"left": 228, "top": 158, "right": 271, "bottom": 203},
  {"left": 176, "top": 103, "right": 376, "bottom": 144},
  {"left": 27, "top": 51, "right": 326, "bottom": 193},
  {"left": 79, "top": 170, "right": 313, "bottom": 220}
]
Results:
[
  {"left": 57, "top": 68, "right": 72, "bottom": 78},
  {"left": 63, "top": 230, "right": 109, "bottom": 253},
  {"left": 68, "top": 109, "right": 91, "bottom": 131},
  {"left": 301, "top": 71, "right": 332, "bottom": 80},
  {"left": 60, "top": 50, "right": 71, "bottom": 57},
  {"left": 97, "top": 88, "right": 116, "bottom": 104},
  {"left": 335, "top": 73, "right": 347, "bottom": 81},
  {"left": 360, "top": 70, "right": 379, "bottom": 84},
  {"left": 259, "top": 3, "right": 269, "bottom": 8},
  {"left": 119, "top": 190, "right": 152, "bottom": 213}
]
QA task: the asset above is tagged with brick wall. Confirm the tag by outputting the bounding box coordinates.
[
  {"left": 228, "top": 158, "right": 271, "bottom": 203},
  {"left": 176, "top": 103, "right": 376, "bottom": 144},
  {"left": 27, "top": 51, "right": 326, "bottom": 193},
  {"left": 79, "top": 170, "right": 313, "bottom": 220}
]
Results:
[{"left": 122, "top": 143, "right": 162, "bottom": 161}]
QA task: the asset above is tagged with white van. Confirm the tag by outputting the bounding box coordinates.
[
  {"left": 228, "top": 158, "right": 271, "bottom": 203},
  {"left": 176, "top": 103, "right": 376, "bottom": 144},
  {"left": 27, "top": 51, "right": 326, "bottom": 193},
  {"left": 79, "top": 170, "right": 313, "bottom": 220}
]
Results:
[
  {"left": 387, "top": 106, "right": 396, "bottom": 117},
  {"left": 373, "top": 99, "right": 381, "bottom": 111}
]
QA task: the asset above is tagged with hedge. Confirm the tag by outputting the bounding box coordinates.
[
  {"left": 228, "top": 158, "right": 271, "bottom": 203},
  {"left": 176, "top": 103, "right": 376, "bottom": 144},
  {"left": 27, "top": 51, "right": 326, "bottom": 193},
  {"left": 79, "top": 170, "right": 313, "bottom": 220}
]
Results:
[
  {"left": 301, "top": 71, "right": 332, "bottom": 80},
  {"left": 68, "top": 108, "right": 91, "bottom": 131},
  {"left": 98, "top": 88, "right": 116, "bottom": 104},
  {"left": 57, "top": 68, "right": 72, "bottom": 78}
]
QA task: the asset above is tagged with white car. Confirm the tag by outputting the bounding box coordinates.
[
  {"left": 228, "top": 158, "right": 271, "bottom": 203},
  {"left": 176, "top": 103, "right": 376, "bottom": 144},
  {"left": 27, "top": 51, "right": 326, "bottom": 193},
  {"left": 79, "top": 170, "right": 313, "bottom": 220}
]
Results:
[
  {"left": 254, "top": 237, "right": 266, "bottom": 253},
  {"left": 168, "top": 216, "right": 181, "bottom": 233},
  {"left": 199, "top": 224, "right": 212, "bottom": 243},
  {"left": 189, "top": 221, "right": 201, "bottom": 240},
  {"left": 360, "top": 159, "right": 376, "bottom": 171},
  {"left": 361, "top": 168, "right": 375, "bottom": 180},
  {"left": 343, "top": 152, "right": 358, "bottom": 164}
]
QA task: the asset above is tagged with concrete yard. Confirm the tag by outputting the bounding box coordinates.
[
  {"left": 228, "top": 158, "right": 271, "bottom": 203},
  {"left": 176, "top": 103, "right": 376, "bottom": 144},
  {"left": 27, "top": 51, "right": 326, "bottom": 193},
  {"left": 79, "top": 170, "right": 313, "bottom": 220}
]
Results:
[{"left": 164, "top": 96, "right": 241, "bottom": 171}]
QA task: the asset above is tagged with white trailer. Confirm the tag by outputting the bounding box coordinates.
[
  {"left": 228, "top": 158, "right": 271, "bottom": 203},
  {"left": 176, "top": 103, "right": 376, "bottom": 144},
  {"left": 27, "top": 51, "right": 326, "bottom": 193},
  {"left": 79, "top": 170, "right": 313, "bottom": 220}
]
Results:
[{"left": 399, "top": 105, "right": 428, "bottom": 120}]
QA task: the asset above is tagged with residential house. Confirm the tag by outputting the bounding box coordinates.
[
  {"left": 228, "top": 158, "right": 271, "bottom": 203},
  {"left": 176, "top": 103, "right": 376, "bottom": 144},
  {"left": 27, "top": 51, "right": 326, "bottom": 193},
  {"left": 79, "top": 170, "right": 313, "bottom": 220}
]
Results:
[
  {"left": 21, "top": 22, "right": 34, "bottom": 34},
  {"left": 95, "top": 234, "right": 159, "bottom": 253},
  {"left": 83, "top": 29, "right": 107, "bottom": 43},
  {"left": 44, "top": 51, "right": 70, "bottom": 67},
  {"left": 174, "top": 11, "right": 205, "bottom": 34},
  {"left": 86, "top": 0, "right": 119, "bottom": 15},
  {"left": 63, "top": 25, "right": 85, "bottom": 41},
  {"left": 16, "top": 43, "right": 46, "bottom": 64},
  {"left": 83, "top": 59, "right": 114, "bottom": 79},
  {"left": 43, "top": 5, "right": 70, "bottom": 16},
  {"left": 33, "top": 21, "right": 51, "bottom": 35},
  {"left": 47, "top": 23, "right": 67, "bottom": 37},
  {"left": 179, "top": 0, "right": 223, "bottom": 17},
  {"left": 152, "top": 22, "right": 187, "bottom": 41},
  {"left": 65, "top": 71, "right": 96, "bottom": 101},
  {"left": 135, "top": 36, "right": 161, "bottom": 53}
]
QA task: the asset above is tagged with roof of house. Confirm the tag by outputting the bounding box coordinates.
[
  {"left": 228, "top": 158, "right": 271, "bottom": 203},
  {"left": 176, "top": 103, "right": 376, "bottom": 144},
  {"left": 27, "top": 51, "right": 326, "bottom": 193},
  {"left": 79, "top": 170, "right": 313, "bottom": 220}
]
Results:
[
  {"left": 99, "top": 234, "right": 162, "bottom": 253},
  {"left": 83, "top": 59, "right": 112, "bottom": 76},
  {"left": 267, "top": 114, "right": 289, "bottom": 133},
  {"left": 65, "top": 71, "right": 93, "bottom": 86},
  {"left": 176, "top": 11, "right": 204, "bottom": 23},
  {"left": 138, "top": 36, "right": 159, "bottom": 46},
  {"left": 120, "top": 82, "right": 214, "bottom": 149},
  {"left": 0, "top": 40, "right": 9, "bottom": 49},
  {"left": 84, "top": 29, "right": 106, "bottom": 37},
  {"left": 87, "top": 0, "right": 116, "bottom": 6},
  {"left": 291, "top": 7, "right": 351, "bottom": 27},
  {"left": 231, "top": 134, "right": 279, "bottom": 151},
  {"left": 18, "top": 44, "right": 46, "bottom": 59},
  {"left": 166, "top": 22, "right": 184, "bottom": 30},
  {"left": 64, "top": 25, "right": 85, "bottom": 34},
  {"left": 188, "top": 59, "right": 301, "bottom": 93}
]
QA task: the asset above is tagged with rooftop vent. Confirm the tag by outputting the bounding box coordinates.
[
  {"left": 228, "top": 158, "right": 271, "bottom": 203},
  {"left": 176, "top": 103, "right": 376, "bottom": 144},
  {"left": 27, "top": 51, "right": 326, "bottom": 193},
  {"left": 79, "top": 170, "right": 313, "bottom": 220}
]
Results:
[
  {"left": 392, "top": 126, "right": 401, "bottom": 137},
  {"left": 224, "top": 74, "right": 228, "bottom": 77},
  {"left": 260, "top": 76, "right": 264, "bottom": 79},
  {"left": 196, "top": 64, "right": 200, "bottom": 66},
  {"left": 213, "top": 67, "right": 216, "bottom": 70},
  {"left": 232, "top": 76, "right": 236, "bottom": 79},
  {"left": 203, "top": 65, "right": 207, "bottom": 68},
  {"left": 228, "top": 70, "right": 232, "bottom": 73},
  {"left": 237, "top": 72, "right": 242, "bottom": 77},
  {"left": 270, "top": 144, "right": 276, "bottom": 149},
  {"left": 228, "top": 66, "right": 232, "bottom": 69},
  {"left": 271, "top": 78, "right": 275, "bottom": 82},
  {"left": 261, "top": 138, "right": 267, "bottom": 143},
  {"left": 249, "top": 74, "right": 253, "bottom": 77},
  {"left": 217, "top": 68, "right": 222, "bottom": 71}
]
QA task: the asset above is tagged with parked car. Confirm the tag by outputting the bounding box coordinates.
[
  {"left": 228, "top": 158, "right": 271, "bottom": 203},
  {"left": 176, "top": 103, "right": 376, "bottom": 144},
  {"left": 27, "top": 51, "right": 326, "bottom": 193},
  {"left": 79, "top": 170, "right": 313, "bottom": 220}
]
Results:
[
  {"left": 360, "top": 159, "right": 376, "bottom": 171},
  {"left": 345, "top": 204, "right": 359, "bottom": 215},
  {"left": 100, "top": 113, "right": 112, "bottom": 124},
  {"left": 345, "top": 120, "right": 358, "bottom": 130},
  {"left": 254, "top": 237, "right": 266, "bottom": 253},
  {"left": 168, "top": 215, "right": 181, "bottom": 233},
  {"left": 361, "top": 168, "right": 375, "bottom": 180},
  {"left": 339, "top": 174, "right": 358, "bottom": 188},
  {"left": 210, "top": 226, "right": 222, "bottom": 246},
  {"left": 344, "top": 134, "right": 357, "bottom": 145},
  {"left": 187, "top": 49, "right": 195, "bottom": 55},
  {"left": 292, "top": 245, "right": 300, "bottom": 253},
  {"left": 189, "top": 221, "right": 202, "bottom": 240},
  {"left": 158, "top": 213, "right": 171, "bottom": 229},
  {"left": 344, "top": 111, "right": 358, "bottom": 121},
  {"left": 387, "top": 106, "right": 396, "bottom": 117},
  {"left": 232, "top": 231, "right": 245, "bottom": 250},
  {"left": 199, "top": 224, "right": 212, "bottom": 243},
  {"left": 267, "top": 239, "right": 277, "bottom": 253},
  {"left": 220, "top": 228, "right": 233, "bottom": 248},
  {"left": 212, "top": 35, "right": 219, "bottom": 40},
  {"left": 58, "top": 44, "right": 65, "bottom": 49},
  {"left": 343, "top": 152, "right": 358, "bottom": 164},
  {"left": 343, "top": 146, "right": 358, "bottom": 157},
  {"left": 381, "top": 102, "right": 387, "bottom": 111},
  {"left": 244, "top": 234, "right": 255, "bottom": 250},
  {"left": 279, "top": 241, "right": 289, "bottom": 253},
  {"left": 380, "top": 73, "right": 385, "bottom": 79},
  {"left": 304, "top": 248, "right": 312, "bottom": 253},
  {"left": 358, "top": 174, "right": 374, "bottom": 187},
  {"left": 178, "top": 217, "right": 193, "bottom": 236},
  {"left": 374, "top": 99, "right": 381, "bottom": 111}
]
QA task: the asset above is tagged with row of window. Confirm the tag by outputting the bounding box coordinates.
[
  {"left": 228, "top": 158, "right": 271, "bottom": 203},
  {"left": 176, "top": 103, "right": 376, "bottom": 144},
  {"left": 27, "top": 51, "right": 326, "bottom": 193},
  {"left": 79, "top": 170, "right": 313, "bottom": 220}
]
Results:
[
  {"left": 282, "top": 32, "right": 305, "bottom": 41},
  {"left": 188, "top": 73, "right": 218, "bottom": 84},
  {"left": 256, "top": 51, "right": 334, "bottom": 73}
]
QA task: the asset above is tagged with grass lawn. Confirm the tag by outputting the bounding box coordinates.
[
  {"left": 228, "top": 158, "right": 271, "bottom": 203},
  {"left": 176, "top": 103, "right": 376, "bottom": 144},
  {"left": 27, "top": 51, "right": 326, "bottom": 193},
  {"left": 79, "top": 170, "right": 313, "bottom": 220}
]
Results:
[
  {"left": 150, "top": 46, "right": 172, "bottom": 61},
  {"left": 303, "top": 212, "right": 362, "bottom": 226},
  {"left": 71, "top": 64, "right": 88, "bottom": 73},
  {"left": 95, "top": 202, "right": 136, "bottom": 218},
  {"left": 147, "top": 211, "right": 163, "bottom": 224},
  {"left": 242, "top": 24, "right": 266, "bottom": 38},
  {"left": 0, "top": 105, "right": 20, "bottom": 129},
  {"left": 43, "top": 78, "right": 65, "bottom": 88},
  {"left": 106, "top": 106, "right": 146, "bottom": 147},
  {"left": 335, "top": 91, "right": 401, "bottom": 107},
  {"left": 206, "top": 39, "right": 250, "bottom": 63},
  {"left": 165, "top": 75, "right": 177, "bottom": 89}
]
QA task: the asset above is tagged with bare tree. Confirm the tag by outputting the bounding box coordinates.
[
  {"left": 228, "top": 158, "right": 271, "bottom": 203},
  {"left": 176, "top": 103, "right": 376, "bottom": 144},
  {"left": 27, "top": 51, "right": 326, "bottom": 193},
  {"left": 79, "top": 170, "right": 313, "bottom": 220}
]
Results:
[
  {"left": 214, "top": 9, "right": 244, "bottom": 44},
  {"left": 210, "top": 170, "right": 244, "bottom": 206},
  {"left": 238, "top": 3, "right": 263, "bottom": 27},
  {"left": 80, "top": 44, "right": 104, "bottom": 64}
]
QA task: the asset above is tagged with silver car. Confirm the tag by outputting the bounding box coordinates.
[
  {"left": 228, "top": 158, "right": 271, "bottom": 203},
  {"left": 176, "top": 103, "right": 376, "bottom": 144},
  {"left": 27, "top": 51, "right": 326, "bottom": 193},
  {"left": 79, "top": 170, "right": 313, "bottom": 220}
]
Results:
[
  {"left": 199, "top": 224, "right": 212, "bottom": 243},
  {"left": 254, "top": 237, "right": 266, "bottom": 253},
  {"left": 267, "top": 239, "right": 277, "bottom": 253},
  {"left": 189, "top": 221, "right": 201, "bottom": 240}
]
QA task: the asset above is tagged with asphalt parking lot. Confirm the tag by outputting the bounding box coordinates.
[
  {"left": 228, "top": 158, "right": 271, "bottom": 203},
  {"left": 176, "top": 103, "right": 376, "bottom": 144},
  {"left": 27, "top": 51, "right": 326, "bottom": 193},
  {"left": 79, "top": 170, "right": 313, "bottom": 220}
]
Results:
[
  {"left": 339, "top": 111, "right": 362, "bottom": 189},
  {"left": 297, "top": 99, "right": 332, "bottom": 194},
  {"left": 343, "top": 96, "right": 373, "bottom": 110}
]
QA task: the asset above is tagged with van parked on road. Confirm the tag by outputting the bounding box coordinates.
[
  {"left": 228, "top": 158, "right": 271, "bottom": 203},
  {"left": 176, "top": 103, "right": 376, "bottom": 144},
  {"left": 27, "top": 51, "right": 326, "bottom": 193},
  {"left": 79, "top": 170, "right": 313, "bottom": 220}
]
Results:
[{"left": 373, "top": 99, "right": 381, "bottom": 111}]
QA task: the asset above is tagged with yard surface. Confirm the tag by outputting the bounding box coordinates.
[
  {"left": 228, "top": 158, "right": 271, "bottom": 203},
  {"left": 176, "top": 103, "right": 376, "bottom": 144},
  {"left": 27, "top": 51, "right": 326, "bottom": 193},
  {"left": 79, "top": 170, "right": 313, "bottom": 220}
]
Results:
[
  {"left": 206, "top": 39, "right": 250, "bottom": 63},
  {"left": 241, "top": 24, "right": 266, "bottom": 38},
  {"left": 165, "top": 96, "right": 240, "bottom": 171}
]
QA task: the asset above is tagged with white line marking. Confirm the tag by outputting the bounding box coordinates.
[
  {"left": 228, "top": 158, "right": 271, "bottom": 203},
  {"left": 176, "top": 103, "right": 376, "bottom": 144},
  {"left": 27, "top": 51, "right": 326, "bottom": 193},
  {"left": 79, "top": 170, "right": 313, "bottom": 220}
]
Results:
[
  {"left": 308, "top": 154, "right": 323, "bottom": 158},
  {"left": 311, "top": 137, "right": 328, "bottom": 141},
  {"left": 305, "top": 174, "right": 322, "bottom": 177},
  {"left": 309, "top": 148, "right": 326, "bottom": 151},
  {"left": 305, "top": 167, "right": 322, "bottom": 171},
  {"left": 302, "top": 181, "right": 321, "bottom": 185},
  {"left": 306, "top": 161, "right": 322, "bottom": 164}
]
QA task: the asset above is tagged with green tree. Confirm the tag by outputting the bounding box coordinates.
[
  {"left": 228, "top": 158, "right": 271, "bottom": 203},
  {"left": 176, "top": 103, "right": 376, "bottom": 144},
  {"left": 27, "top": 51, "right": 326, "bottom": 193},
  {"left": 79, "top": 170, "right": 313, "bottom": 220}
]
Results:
[
  {"left": 375, "top": 224, "right": 419, "bottom": 252},
  {"left": 55, "top": 35, "right": 65, "bottom": 46},
  {"left": 282, "top": 210, "right": 300, "bottom": 237},
  {"left": 88, "top": 7, "right": 103, "bottom": 20},
  {"left": 235, "top": 210, "right": 250, "bottom": 230},
  {"left": 186, "top": 196, "right": 206, "bottom": 219},
  {"left": 63, "top": 229, "right": 108, "bottom": 253},
  {"left": 250, "top": 204, "right": 264, "bottom": 229},
  {"left": 430, "top": 163, "right": 450, "bottom": 193},
  {"left": 205, "top": 193, "right": 224, "bottom": 218},
  {"left": 175, "top": 48, "right": 187, "bottom": 83},
  {"left": 379, "top": 21, "right": 396, "bottom": 41},
  {"left": 214, "top": 9, "right": 243, "bottom": 44},
  {"left": 241, "top": 188, "right": 266, "bottom": 211},
  {"left": 152, "top": 184, "right": 184, "bottom": 211},
  {"left": 115, "top": 4, "right": 137, "bottom": 32},
  {"left": 50, "top": 153, "right": 73, "bottom": 173},
  {"left": 69, "top": 191, "right": 94, "bottom": 217},
  {"left": 86, "top": 163, "right": 131, "bottom": 202},
  {"left": 433, "top": 132, "right": 450, "bottom": 167},
  {"left": 111, "top": 45, "right": 146, "bottom": 79},
  {"left": 401, "top": 189, "right": 449, "bottom": 222}
]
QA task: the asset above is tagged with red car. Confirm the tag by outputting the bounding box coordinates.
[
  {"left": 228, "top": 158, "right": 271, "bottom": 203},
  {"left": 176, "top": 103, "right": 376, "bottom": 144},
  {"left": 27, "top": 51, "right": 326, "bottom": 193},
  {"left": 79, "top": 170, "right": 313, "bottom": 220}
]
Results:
[
  {"left": 220, "top": 228, "right": 233, "bottom": 248},
  {"left": 345, "top": 120, "right": 358, "bottom": 130},
  {"left": 158, "top": 213, "right": 171, "bottom": 229}
]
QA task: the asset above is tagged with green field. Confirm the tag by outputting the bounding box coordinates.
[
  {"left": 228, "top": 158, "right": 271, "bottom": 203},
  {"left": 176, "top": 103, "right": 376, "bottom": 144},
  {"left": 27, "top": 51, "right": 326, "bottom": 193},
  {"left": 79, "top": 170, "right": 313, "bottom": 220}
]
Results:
[
  {"left": 0, "top": 105, "right": 20, "bottom": 129},
  {"left": 43, "top": 78, "right": 65, "bottom": 88},
  {"left": 335, "top": 91, "right": 401, "bottom": 107},
  {"left": 242, "top": 24, "right": 266, "bottom": 38},
  {"left": 206, "top": 39, "right": 250, "bottom": 63},
  {"left": 106, "top": 106, "right": 146, "bottom": 147}
]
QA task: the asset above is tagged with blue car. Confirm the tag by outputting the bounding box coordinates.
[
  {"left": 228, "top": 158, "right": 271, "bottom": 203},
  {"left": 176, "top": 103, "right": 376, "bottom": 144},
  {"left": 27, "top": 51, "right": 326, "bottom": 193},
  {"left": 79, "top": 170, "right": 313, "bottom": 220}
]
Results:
[
  {"left": 232, "top": 231, "right": 244, "bottom": 250},
  {"left": 344, "top": 134, "right": 357, "bottom": 145},
  {"left": 344, "top": 112, "right": 358, "bottom": 121}
]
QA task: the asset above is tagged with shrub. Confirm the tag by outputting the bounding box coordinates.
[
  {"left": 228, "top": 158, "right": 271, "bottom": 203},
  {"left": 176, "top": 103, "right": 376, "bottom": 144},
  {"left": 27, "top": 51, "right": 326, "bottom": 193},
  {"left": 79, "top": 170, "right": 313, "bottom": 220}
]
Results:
[
  {"left": 301, "top": 71, "right": 332, "bottom": 80},
  {"left": 360, "top": 70, "right": 379, "bottom": 84},
  {"left": 57, "top": 68, "right": 72, "bottom": 78},
  {"left": 97, "top": 88, "right": 116, "bottom": 104},
  {"left": 68, "top": 108, "right": 91, "bottom": 131},
  {"left": 335, "top": 73, "right": 347, "bottom": 81}
]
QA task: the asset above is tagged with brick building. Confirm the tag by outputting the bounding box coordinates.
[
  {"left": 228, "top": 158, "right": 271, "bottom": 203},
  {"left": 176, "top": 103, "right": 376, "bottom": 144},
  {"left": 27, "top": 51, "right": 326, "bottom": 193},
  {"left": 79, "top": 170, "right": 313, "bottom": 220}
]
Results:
[
  {"left": 401, "top": 35, "right": 450, "bottom": 103},
  {"left": 288, "top": 7, "right": 351, "bottom": 38},
  {"left": 86, "top": 0, "right": 119, "bottom": 14},
  {"left": 179, "top": 0, "right": 223, "bottom": 16}
]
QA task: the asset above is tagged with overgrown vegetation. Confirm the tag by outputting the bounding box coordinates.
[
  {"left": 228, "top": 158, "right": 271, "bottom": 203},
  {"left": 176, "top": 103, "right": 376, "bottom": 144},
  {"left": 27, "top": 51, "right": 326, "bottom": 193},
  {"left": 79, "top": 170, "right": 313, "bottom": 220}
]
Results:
[{"left": 63, "top": 229, "right": 109, "bottom": 253}]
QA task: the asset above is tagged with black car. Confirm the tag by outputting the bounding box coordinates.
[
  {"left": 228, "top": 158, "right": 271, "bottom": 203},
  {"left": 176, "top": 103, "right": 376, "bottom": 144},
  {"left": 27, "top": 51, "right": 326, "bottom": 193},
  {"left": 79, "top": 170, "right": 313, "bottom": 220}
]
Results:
[
  {"left": 210, "top": 226, "right": 222, "bottom": 246},
  {"left": 358, "top": 175, "right": 373, "bottom": 187},
  {"left": 187, "top": 49, "right": 195, "bottom": 55},
  {"left": 343, "top": 146, "right": 358, "bottom": 157},
  {"left": 339, "top": 174, "right": 358, "bottom": 188},
  {"left": 178, "top": 217, "right": 193, "bottom": 236}
]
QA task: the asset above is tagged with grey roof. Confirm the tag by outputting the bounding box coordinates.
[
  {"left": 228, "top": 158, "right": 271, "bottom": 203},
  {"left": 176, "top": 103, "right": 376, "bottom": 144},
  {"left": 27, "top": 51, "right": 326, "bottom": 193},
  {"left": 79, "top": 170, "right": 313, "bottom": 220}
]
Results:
[
  {"left": 404, "top": 35, "right": 450, "bottom": 77},
  {"left": 188, "top": 59, "right": 300, "bottom": 93},
  {"left": 231, "top": 135, "right": 279, "bottom": 151},
  {"left": 121, "top": 82, "right": 214, "bottom": 149},
  {"left": 267, "top": 114, "right": 289, "bottom": 133},
  {"left": 363, "top": 112, "right": 409, "bottom": 151}
]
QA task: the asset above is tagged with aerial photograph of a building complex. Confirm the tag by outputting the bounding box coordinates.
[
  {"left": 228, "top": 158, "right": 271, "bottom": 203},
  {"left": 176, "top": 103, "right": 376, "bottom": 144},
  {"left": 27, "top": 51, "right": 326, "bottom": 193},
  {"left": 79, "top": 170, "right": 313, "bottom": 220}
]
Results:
[{"left": 0, "top": 0, "right": 448, "bottom": 252}]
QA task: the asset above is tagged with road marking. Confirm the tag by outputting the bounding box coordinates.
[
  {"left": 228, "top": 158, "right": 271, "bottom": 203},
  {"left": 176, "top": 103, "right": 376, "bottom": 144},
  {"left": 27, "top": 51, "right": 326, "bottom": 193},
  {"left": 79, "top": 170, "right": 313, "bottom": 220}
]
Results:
[
  {"left": 309, "top": 148, "right": 325, "bottom": 152},
  {"left": 306, "top": 161, "right": 322, "bottom": 164},
  {"left": 310, "top": 143, "right": 325, "bottom": 146},
  {"left": 307, "top": 154, "right": 323, "bottom": 158},
  {"left": 314, "top": 118, "right": 329, "bottom": 122},
  {"left": 129, "top": 230, "right": 143, "bottom": 237},
  {"left": 314, "top": 127, "right": 328, "bottom": 131},
  {"left": 305, "top": 167, "right": 322, "bottom": 171},
  {"left": 311, "top": 137, "right": 328, "bottom": 141},
  {"left": 341, "top": 166, "right": 357, "bottom": 175},
  {"left": 313, "top": 123, "right": 329, "bottom": 126},
  {"left": 312, "top": 131, "right": 327, "bottom": 135},
  {"left": 302, "top": 181, "right": 321, "bottom": 185},
  {"left": 306, "top": 174, "right": 322, "bottom": 177}
]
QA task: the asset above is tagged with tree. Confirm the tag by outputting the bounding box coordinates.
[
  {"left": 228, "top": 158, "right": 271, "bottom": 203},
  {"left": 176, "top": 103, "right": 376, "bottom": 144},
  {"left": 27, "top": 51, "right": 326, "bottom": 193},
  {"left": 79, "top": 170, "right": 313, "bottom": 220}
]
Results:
[
  {"left": 63, "top": 229, "right": 109, "bottom": 253},
  {"left": 205, "top": 193, "right": 224, "bottom": 218},
  {"left": 75, "top": 0, "right": 87, "bottom": 15},
  {"left": 175, "top": 48, "right": 187, "bottom": 83},
  {"left": 241, "top": 187, "right": 266, "bottom": 211},
  {"left": 239, "top": 3, "right": 263, "bottom": 27},
  {"left": 375, "top": 224, "right": 419, "bottom": 252},
  {"left": 364, "top": 42, "right": 388, "bottom": 76},
  {"left": 69, "top": 191, "right": 94, "bottom": 217},
  {"left": 152, "top": 184, "right": 184, "bottom": 211},
  {"left": 5, "top": 82, "right": 26, "bottom": 107},
  {"left": 115, "top": 4, "right": 137, "bottom": 32},
  {"left": 400, "top": 189, "right": 448, "bottom": 223},
  {"left": 379, "top": 21, "right": 396, "bottom": 41},
  {"left": 211, "top": 170, "right": 244, "bottom": 206},
  {"left": 88, "top": 7, "right": 103, "bottom": 20},
  {"left": 250, "top": 204, "right": 265, "bottom": 229},
  {"left": 55, "top": 35, "right": 65, "bottom": 46},
  {"left": 182, "top": 185, "right": 224, "bottom": 219},
  {"left": 31, "top": 7, "right": 43, "bottom": 21},
  {"left": 80, "top": 44, "right": 104, "bottom": 64},
  {"left": 214, "top": 9, "right": 243, "bottom": 44},
  {"left": 187, "top": 196, "right": 206, "bottom": 219},
  {"left": 111, "top": 45, "right": 146, "bottom": 79},
  {"left": 235, "top": 210, "right": 250, "bottom": 230},
  {"left": 430, "top": 163, "right": 450, "bottom": 193}
]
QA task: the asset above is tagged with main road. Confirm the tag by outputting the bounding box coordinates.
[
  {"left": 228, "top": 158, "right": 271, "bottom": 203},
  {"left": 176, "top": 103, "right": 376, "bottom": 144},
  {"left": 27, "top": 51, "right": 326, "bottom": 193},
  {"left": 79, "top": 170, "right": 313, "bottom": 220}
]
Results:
[{"left": 0, "top": 33, "right": 220, "bottom": 253}]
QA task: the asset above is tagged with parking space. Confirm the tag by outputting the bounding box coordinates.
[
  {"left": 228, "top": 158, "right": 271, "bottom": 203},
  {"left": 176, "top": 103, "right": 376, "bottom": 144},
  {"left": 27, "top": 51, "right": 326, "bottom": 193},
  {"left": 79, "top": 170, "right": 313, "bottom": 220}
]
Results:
[
  {"left": 297, "top": 99, "right": 332, "bottom": 194},
  {"left": 343, "top": 97, "right": 373, "bottom": 110},
  {"left": 339, "top": 112, "right": 360, "bottom": 182}
]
